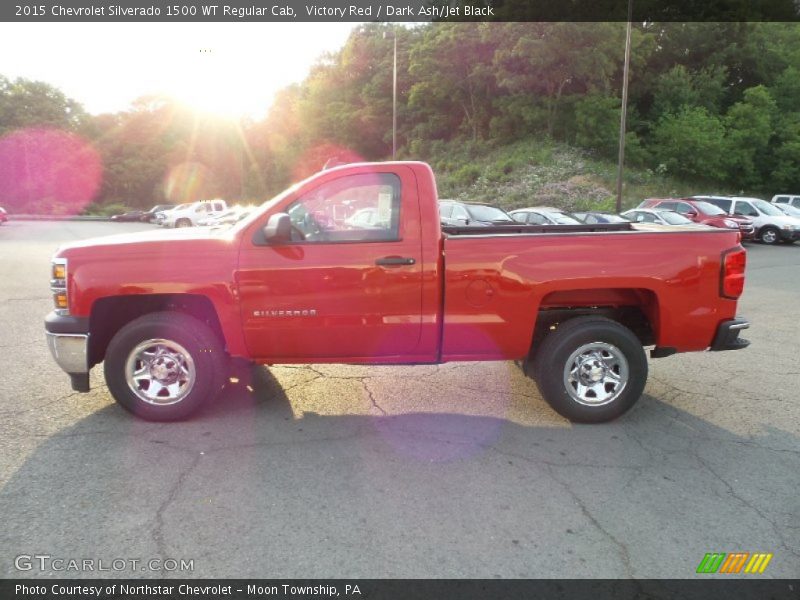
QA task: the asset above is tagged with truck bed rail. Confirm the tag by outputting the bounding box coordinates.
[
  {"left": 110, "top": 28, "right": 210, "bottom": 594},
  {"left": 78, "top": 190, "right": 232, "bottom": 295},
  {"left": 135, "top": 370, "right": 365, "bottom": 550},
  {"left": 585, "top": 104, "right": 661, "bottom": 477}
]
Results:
[{"left": 442, "top": 222, "right": 634, "bottom": 235}]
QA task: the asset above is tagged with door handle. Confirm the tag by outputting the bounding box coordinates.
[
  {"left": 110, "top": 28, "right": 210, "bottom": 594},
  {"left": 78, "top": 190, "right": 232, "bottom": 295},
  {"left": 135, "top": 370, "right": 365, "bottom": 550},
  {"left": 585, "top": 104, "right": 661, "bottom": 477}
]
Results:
[{"left": 375, "top": 256, "right": 416, "bottom": 266}]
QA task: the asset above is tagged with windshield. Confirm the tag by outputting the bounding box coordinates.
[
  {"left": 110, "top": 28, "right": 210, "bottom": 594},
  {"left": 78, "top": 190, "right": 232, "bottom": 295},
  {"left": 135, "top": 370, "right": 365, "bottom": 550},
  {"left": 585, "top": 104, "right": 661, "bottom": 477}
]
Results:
[
  {"left": 467, "top": 205, "right": 513, "bottom": 222},
  {"left": 547, "top": 211, "right": 581, "bottom": 224},
  {"left": 777, "top": 204, "right": 800, "bottom": 217},
  {"left": 660, "top": 211, "right": 693, "bottom": 225},
  {"left": 693, "top": 201, "right": 725, "bottom": 216},
  {"left": 602, "top": 214, "right": 630, "bottom": 223},
  {"left": 751, "top": 198, "right": 784, "bottom": 216}
]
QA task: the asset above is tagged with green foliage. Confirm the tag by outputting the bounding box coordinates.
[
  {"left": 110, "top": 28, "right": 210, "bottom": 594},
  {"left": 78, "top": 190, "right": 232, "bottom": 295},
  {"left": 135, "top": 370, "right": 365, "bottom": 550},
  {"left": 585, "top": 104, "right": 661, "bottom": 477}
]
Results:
[
  {"left": 4, "top": 22, "right": 800, "bottom": 214},
  {"left": 651, "top": 107, "right": 729, "bottom": 180}
]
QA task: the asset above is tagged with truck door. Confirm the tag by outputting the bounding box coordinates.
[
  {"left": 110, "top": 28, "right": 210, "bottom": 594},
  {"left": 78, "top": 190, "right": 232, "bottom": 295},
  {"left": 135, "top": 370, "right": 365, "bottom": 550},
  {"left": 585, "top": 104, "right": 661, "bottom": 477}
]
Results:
[{"left": 237, "top": 168, "right": 424, "bottom": 359}]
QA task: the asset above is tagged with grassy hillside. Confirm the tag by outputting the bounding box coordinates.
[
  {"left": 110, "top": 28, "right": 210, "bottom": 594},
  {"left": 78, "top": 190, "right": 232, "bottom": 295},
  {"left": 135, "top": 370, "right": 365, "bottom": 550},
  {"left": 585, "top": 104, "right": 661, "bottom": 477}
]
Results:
[{"left": 416, "top": 138, "right": 741, "bottom": 213}]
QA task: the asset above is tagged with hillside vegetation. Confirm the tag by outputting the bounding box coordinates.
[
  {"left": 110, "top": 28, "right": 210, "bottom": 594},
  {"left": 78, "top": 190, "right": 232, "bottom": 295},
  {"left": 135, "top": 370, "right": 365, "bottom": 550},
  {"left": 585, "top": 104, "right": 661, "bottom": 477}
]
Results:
[{"left": 2, "top": 22, "right": 800, "bottom": 213}]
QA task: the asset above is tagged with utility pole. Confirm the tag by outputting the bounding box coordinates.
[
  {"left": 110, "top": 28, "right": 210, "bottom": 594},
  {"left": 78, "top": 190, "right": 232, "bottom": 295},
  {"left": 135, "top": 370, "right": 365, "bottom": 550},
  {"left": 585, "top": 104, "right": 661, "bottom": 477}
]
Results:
[
  {"left": 383, "top": 27, "right": 398, "bottom": 160},
  {"left": 615, "top": 0, "right": 633, "bottom": 213},
  {"left": 392, "top": 29, "right": 397, "bottom": 160}
]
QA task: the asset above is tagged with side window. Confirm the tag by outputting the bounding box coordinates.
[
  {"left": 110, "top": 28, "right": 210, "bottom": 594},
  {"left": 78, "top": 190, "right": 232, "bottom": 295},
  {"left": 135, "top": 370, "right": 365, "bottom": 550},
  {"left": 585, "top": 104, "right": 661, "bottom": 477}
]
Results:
[
  {"left": 734, "top": 201, "right": 758, "bottom": 217},
  {"left": 585, "top": 215, "right": 598, "bottom": 224},
  {"left": 511, "top": 213, "right": 526, "bottom": 223},
  {"left": 659, "top": 202, "right": 677, "bottom": 211},
  {"left": 792, "top": 198, "right": 800, "bottom": 208},
  {"left": 287, "top": 173, "right": 401, "bottom": 243},
  {"left": 527, "top": 213, "right": 547, "bottom": 225},
  {"left": 439, "top": 203, "right": 454, "bottom": 218},
  {"left": 775, "top": 196, "right": 789, "bottom": 204},
  {"left": 675, "top": 202, "right": 692, "bottom": 214}
]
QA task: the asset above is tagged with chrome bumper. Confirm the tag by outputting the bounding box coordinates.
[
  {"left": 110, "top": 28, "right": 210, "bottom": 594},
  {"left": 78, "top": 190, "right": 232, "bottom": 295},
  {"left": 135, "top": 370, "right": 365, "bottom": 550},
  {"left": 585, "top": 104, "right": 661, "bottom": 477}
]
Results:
[{"left": 46, "top": 332, "right": 89, "bottom": 374}]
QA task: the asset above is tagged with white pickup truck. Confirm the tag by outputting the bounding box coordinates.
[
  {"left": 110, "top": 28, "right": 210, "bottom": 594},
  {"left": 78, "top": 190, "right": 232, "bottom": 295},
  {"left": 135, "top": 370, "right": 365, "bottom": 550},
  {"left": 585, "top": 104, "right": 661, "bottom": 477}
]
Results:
[{"left": 157, "top": 199, "right": 228, "bottom": 228}]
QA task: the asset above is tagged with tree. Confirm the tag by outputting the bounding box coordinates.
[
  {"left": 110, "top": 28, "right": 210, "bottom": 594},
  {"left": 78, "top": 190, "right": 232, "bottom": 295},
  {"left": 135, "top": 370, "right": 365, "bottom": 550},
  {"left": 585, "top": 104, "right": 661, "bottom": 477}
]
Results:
[{"left": 651, "top": 107, "right": 728, "bottom": 180}]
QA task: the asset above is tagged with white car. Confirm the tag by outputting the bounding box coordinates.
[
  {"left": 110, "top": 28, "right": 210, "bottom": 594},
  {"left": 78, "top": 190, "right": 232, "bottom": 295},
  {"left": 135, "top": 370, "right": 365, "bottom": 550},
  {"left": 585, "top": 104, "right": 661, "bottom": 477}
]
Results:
[
  {"left": 698, "top": 196, "right": 800, "bottom": 245},
  {"left": 509, "top": 207, "right": 582, "bottom": 225},
  {"left": 160, "top": 199, "right": 227, "bottom": 228},
  {"left": 771, "top": 194, "right": 800, "bottom": 209},
  {"left": 621, "top": 208, "right": 706, "bottom": 227}
]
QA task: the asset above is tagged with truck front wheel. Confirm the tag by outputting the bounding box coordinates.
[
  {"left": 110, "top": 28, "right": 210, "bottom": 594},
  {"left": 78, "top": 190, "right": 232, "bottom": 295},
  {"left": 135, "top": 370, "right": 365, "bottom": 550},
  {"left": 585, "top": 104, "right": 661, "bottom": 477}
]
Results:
[
  {"left": 532, "top": 316, "right": 647, "bottom": 423},
  {"left": 104, "top": 312, "right": 225, "bottom": 421}
]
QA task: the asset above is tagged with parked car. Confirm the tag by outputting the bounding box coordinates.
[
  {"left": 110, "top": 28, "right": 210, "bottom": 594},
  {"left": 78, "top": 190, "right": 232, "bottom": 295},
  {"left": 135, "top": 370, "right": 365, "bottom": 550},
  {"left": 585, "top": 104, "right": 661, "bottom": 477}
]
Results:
[
  {"left": 697, "top": 195, "right": 800, "bottom": 245},
  {"left": 771, "top": 194, "right": 800, "bottom": 208},
  {"left": 573, "top": 211, "right": 630, "bottom": 224},
  {"left": 110, "top": 210, "right": 146, "bottom": 222},
  {"left": 154, "top": 203, "right": 188, "bottom": 226},
  {"left": 141, "top": 204, "right": 176, "bottom": 223},
  {"left": 160, "top": 199, "right": 228, "bottom": 228},
  {"left": 439, "top": 200, "right": 516, "bottom": 226},
  {"left": 621, "top": 209, "right": 704, "bottom": 227},
  {"left": 344, "top": 206, "right": 390, "bottom": 229},
  {"left": 45, "top": 161, "right": 749, "bottom": 424},
  {"left": 0, "top": 206, "right": 7, "bottom": 225},
  {"left": 509, "top": 207, "right": 582, "bottom": 225},
  {"left": 638, "top": 198, "right": 754, "bottom": 240}
]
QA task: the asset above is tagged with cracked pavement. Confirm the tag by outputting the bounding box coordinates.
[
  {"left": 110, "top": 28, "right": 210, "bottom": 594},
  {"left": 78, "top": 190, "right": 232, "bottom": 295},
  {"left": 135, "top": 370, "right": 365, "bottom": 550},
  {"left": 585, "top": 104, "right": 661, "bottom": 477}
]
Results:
[{"left": 0, "top": 221, "right": 798, "bottom": 578}]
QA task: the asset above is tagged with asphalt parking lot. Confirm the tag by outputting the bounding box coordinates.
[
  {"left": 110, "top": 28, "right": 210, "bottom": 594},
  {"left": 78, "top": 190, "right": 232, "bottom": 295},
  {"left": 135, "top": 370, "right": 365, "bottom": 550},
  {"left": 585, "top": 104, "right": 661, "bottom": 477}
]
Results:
[{"left": 0, "top": 220, "right": 798, "bottom": 579}]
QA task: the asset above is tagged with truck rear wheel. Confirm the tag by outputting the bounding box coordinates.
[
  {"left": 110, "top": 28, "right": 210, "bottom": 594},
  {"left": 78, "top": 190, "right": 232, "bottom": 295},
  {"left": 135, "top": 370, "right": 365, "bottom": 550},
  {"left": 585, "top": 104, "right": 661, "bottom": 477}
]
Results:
[
  {"left": 532, "top": 316, "right": 647, "bottom": 423},
  {"left": 104, "top": 312, "right": 225, "bottom": 421}
]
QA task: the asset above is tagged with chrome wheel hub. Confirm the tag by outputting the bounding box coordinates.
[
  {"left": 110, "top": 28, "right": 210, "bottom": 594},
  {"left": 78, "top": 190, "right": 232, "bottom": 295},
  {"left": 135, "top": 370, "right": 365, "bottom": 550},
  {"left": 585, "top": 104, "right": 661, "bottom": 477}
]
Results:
[
  {"left": 564, "top": 342, "right": 629, "bottom": 406},
  {"left": 125, "top": 338, "right": 196, "bottom": 405}
]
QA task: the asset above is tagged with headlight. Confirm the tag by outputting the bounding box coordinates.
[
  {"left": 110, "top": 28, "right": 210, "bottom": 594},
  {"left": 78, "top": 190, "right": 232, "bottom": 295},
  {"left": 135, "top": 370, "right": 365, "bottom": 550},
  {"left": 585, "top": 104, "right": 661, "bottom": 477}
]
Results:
[
  {"left": 51, "top": 258, "right": 68, "bottom": 315},
  {"left": 723, "top": 219, "right": 739, "bottom": 229}
]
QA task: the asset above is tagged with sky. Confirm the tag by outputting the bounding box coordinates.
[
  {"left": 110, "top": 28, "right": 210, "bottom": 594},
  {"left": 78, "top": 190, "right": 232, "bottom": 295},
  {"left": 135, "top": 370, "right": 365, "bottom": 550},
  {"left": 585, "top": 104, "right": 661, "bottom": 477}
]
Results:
[{"left": 0, "top": 22, "right": 357, "bottom": 119}]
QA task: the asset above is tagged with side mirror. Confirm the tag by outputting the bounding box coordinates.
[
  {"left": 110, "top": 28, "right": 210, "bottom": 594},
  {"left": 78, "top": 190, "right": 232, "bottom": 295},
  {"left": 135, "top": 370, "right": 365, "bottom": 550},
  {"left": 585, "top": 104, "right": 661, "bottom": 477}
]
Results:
[
  {"left": 686, "top": 210, "right": 697, "bottom": 218},
  {"left": 463, "top": 218, "right": 471, "bottom": 225},
  {"left": 263, "top": 212, "right": 292, "bottom": 243}
]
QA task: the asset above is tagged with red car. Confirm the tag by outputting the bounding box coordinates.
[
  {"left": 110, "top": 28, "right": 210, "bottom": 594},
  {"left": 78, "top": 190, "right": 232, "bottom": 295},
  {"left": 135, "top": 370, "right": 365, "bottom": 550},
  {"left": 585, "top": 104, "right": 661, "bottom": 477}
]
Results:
[
  {"left": 638, "top": 198, "right": 755, "bottom": 241},
  {"left": 45, "top": 162, "right": 749, "bottom": 423}
]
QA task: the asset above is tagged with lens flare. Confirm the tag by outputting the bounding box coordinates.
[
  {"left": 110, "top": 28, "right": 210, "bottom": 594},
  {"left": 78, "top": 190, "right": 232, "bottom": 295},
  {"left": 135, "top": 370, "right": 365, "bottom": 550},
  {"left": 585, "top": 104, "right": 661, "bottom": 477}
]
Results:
[
  {"left": 163, "top": 162, "right": 210, "bottom": 204},
  {"left": 0, "top": 128, "right": 102, "bottom": 215}
]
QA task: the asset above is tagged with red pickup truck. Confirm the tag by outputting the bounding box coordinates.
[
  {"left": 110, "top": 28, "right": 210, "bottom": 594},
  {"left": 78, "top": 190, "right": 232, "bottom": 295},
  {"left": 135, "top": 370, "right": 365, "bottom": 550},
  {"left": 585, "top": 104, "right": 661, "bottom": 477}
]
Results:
[{"left": 45, "top": 162, "right": 749, "bottom": 423}]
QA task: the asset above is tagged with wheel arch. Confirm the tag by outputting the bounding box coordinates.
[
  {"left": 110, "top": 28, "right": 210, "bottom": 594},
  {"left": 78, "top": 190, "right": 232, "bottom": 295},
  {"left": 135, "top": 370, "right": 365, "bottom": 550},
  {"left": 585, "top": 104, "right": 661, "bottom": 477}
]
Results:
[{"left": 88, "top": 294, "right": 226, "bottom": 367}]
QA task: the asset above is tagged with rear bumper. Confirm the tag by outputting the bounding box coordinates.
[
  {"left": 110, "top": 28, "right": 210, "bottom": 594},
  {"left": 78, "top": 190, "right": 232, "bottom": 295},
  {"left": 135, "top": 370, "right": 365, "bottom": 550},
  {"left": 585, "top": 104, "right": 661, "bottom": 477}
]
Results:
[
  {"left": 709, "top": 317, "right": 750, "bottom": 352},
  {"left": 45, "top": 312, "right": 90, "bottom": 392},
  {"left": 780, "top": 229, "right": 800, "bottom": 242}
]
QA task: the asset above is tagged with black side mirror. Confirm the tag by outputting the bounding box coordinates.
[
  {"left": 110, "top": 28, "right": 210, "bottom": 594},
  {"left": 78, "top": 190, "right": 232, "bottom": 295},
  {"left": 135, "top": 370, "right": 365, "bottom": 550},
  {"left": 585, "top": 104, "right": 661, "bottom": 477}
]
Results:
[{"left": 263, "top": 212, "right": 292, "bottom": 243}]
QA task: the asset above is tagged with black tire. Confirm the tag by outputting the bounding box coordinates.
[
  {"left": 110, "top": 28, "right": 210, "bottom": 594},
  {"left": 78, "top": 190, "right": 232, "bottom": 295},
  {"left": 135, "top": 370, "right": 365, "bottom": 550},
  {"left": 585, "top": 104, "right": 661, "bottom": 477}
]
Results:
[
  {"left": 532, "top": 316, "right": 648, "bottom": 423},
  {"left": 759, "top": 226, "right": 780, "bottom": 245},
  {"left": 104, "top": 312, "right": 226, "bottom": 421}
]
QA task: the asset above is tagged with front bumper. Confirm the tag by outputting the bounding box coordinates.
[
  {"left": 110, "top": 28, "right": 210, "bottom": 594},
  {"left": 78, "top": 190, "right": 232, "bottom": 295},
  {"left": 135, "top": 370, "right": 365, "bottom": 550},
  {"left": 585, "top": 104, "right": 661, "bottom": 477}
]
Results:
[
  {"left": 45, "top": 312, "right": 90, "bottom": 392},
  {"left": 710, "top": 317, "right": 750, "bottom": 352},
  {"left": 780, "top": 229, "right": 800, "bottom": 242}
]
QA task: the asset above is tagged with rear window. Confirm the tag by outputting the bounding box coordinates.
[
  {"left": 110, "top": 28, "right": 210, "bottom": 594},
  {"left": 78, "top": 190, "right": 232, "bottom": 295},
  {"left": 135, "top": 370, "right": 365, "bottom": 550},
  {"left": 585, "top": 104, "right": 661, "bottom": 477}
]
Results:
[
  {"left": 703, "top": 198, "right": 732, "bottom": 212},
  {"left": 692, "top": 201, "right": 725, "bottom": 216},
  {"left": 660, "top": 211, "right": 693, "bottom": 225},
  {"left": 467, "top": 205, "right": 513, "bottom": 222}
]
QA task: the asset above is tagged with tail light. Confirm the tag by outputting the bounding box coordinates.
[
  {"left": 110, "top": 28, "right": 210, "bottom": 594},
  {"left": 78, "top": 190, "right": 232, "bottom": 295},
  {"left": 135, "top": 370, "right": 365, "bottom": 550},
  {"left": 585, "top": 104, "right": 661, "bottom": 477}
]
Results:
[{"left": 721, "top": 248, "right": 746, "bottom": 299}]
